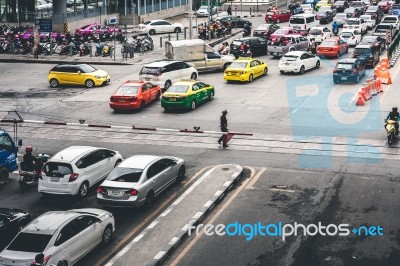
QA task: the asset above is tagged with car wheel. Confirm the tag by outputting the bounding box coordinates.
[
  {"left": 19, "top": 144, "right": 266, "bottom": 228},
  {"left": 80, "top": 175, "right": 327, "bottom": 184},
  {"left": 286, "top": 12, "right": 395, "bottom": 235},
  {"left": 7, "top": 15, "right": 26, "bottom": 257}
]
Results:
[
  {"left": 209, "top": 91, "right": 214, "bottom": 101},
  {"left": 139, "top": 101, "right": 145, "bottom": 111},
  {"left": 144, "top": 191, "right": 155, "bottom": 208},
  {"left": 114, "top": 160, "right": 122, "bottom": 168},
  {"left": 174, "top": 27, "right": 181, "bottom": 33},
  {"left": 248, "top": 74, "right": 253, "bottom": 82},
  {"left": 77, "top": 182, "right": 89, "bottom": 198},
  {"left": 164, "top": 80, "right": 172, "bottom": 90},
  {"left": 177, "top": 166, "right": 186, "bottom": 181},
  {"left": 149, "top": 29, "right": 156, "bottom": 35},
  {"left": 276, "top": 19, "right": 281, "bottom": 23},
  {"left": 0, "top": 167, "right": 9, "bottom": 184},
  {"left": 102, "top": 225, "right": 113, "bottom": 244},
  {"left": 85, "top": 79, "right": 94, "bottom": 88},
  {"left": 263, "top": 68, "right": 268, "bottom": 76},
  {"left": 316, "top": 60, "right": 320, "bottom": 68},
  {"left": 190, "top": 100, "right": 196, "bottom": 110},
  {"left": 223, "top": 63, "right": 230, "bottom": 71},
  {"left": 299, "top": 66, "right": 305, "bottom": 74},
  {"left": 191, "top": 72, "right": 197, "bottom": 80},
  {"left": 50, "top": 78, "right": 59, "bottom": 88}
]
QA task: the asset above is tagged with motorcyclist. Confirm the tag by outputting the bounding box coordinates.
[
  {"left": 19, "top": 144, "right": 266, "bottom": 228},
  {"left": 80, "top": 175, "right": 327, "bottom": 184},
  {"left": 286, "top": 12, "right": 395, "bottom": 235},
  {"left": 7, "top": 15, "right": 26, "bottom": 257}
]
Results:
[
  {"left": 22, "top": 146, "right": 38, "bottom": 172},
  {"left": 332, "top": 21, "right": 339, "bottom": 35},
  {"left": 386, "top": 107, "right": 400, "bottom": 135},
  {"left": 226, "top": 19, "right": 233, "bottom": 30},
  {"left": 244, "top": 22, "right": 251, "bottom": 35}
]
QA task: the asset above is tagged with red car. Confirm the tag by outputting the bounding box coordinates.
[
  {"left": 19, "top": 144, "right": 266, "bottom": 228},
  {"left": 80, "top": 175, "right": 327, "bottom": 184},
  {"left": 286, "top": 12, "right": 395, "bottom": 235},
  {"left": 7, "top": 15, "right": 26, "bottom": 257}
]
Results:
[
  {"left": 378, "top": 1, "right": 391, "bottom": 14},
  {"left": 76, "top": 23, "right": 121, "bottom": 36},
  {"left": 109, "top": 80, "right": 161, "bottom": 111},
  {"left": 269, "top": 27, "right": 306, "bottom": 42},
  {"left": 265, "top": 10, "right": 292, "bottom": 23}
]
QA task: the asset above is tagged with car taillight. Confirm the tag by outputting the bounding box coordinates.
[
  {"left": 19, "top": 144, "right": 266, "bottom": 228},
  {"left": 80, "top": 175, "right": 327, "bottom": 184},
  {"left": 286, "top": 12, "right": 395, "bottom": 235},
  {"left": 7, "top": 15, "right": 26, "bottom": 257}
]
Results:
[
  {"left": 41, "top": 255, "right": 51, "bottom": 266},
  {"left": 353, "top": 69, "right": 358, "bottom": 74},
  {"left": 333, "top": 69, "right": 337, "bottom": 73},
  {"left": 69, "top": 173, "right": 79, "bottom": 182},
  {"left": 97, "top": 186, "right": 108, "bottom": 193},
  {"left": 125, "top": 189, "right": 139, "bottom": 196},
  {"left": 110, "top": 96, "right": 115, "bottom": 101}
]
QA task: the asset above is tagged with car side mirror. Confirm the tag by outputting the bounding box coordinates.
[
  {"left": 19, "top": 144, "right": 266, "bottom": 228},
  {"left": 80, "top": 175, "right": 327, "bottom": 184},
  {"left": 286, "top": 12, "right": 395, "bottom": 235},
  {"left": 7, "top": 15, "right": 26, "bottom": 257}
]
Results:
[{"left": 18, "top": 139, "right": 22, "bottom": 147}]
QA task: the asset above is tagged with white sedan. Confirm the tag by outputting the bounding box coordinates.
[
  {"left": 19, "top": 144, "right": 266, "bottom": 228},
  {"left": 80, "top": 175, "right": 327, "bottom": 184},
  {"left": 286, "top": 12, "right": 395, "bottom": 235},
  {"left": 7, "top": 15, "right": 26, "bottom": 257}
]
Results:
[
  {"left": 134, "top": 19, "right": 184, "bottom": 35},
  {"left": 279, "top": 51, "right": 321, "bottom": 74},
  {"left": 340, "top": 29, "right": 362, "bottom": 46},
  {"left": 0, "top": 209, "right": 115, "bottom": 266},
  {"left": 196, "top": 5, "right": 218, "bottom": 16},
  {"left": 307, "top": 27, "right": 332, "bottom": 43},
  {"left": 360, "top": 14, "right": 376, "bottom": 29}
]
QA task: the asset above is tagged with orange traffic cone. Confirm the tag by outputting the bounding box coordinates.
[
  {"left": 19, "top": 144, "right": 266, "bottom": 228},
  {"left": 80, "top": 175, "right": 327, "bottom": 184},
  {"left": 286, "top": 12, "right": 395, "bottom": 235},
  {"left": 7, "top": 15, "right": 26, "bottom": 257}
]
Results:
[
  {"left": 356, "top": 92, "right": 365, "bottom": 106},
  {"left": 387, "top": 73, "right": 392, "bottom": 85}
]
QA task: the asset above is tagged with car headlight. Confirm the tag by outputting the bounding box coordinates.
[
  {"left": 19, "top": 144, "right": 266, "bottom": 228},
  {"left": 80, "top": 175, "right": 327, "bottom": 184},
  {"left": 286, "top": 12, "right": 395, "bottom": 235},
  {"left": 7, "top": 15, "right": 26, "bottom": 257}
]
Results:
[{"left": 95, "top": 75, "right": 101, "bottom": 79}]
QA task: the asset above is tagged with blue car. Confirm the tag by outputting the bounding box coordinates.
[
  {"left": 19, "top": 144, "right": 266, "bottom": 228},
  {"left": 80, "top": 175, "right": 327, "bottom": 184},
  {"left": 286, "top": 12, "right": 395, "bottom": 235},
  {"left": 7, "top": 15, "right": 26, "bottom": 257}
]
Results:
[{"left": 389, "top": 4, "right": 400, "bottom": 16}]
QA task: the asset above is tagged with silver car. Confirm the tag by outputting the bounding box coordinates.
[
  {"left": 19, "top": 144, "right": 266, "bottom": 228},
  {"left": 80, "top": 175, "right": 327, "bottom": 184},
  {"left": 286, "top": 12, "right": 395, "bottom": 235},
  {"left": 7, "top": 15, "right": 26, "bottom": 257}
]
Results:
[
  {"left": 334, "top": 13, "right": 353, "bottom": 27},
  {"left": 97, "top": 155, "right": 186, "bottom": 207}
]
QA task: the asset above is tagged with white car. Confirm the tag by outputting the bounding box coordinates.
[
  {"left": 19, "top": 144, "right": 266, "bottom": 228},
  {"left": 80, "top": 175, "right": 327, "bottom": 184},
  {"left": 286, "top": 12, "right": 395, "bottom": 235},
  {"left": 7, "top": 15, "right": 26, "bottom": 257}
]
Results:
[
  {"left": 333, "top": 13, "right": 352, "bottom": 27},
  {"left": 97, "top": 155, "right": 186, "bottom": 208},
  {"left": 196, "top": 5, "right": 217, "bottom": 16},
  {"left": 36, "top": 0, "right": 52, "bottom": 11},
  {"left": 139, "top": 60, "right": 198, "bottom": 90},
  {"left": 0, "top": 209, "right": 115, "bottom": 266},
  {"left": 382, "top": 15, "right": 400, "bottom": 30},
  {"left": 340, "top": 29, "right": 362, "bottom": 46},
  {"left": 301, "top": 4, "right": 314, "bottom": 13},
  {"left": 38, "top": 146, "right": 123, "bottom": 197},
  {"left": 307, "top": 27, "right": 332, "bottom": 43},
  {"left": 134, "top": 19, "right": 184, "bottom": 35},
  {"left": 279, "top": 51, "right": 321, "bottom": 74},
  {"left": 343, "top": 18, "right": 368, "bottom": 34},
  {"left": 360, "top": 15, "right": 376, "bottom": 29}
]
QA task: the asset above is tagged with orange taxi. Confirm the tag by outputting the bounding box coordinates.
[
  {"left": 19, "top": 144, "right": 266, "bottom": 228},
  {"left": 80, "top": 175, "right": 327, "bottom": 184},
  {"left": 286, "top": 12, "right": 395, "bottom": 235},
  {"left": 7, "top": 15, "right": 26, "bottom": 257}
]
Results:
[
  {"left": 316, "top": 38, "right": 349, "bottom": 58},
  {"left": 109, "top": 80, "right": 161, "bottom": 111}
]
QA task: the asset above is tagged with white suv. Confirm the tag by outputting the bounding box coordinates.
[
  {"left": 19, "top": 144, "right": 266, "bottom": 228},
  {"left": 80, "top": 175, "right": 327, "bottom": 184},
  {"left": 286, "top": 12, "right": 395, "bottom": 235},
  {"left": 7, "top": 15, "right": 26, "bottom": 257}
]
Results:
[
  {"left": 344, "top": 18, "right": 368, "bottom": 34},
  {"left": 382, "top": 15, "right": 400, "bottom": 30},
  {"left": 38, "top": 146, "right": 123, "bottom": 197},
  {"left": 139, "top": 60, "right": 198, "bottom": 91}
]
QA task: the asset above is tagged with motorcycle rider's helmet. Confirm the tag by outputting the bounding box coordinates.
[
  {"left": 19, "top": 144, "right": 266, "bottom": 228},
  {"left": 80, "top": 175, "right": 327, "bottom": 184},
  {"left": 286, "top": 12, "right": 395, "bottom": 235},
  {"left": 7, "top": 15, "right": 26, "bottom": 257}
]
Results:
[
  {"left": 222, "top": 109, "right": 228, "bottom": 114},
  {"left": 393, "top": 107, "right": 398, "bottom": 112},
  {"left": 26, "top": 146, "right": 33, "bottom": 153}
]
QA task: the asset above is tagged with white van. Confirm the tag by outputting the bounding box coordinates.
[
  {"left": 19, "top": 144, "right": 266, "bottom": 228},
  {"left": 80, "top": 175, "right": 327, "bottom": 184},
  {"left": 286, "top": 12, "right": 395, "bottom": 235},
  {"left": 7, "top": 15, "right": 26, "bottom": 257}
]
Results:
[{"left": 289, "top": 14, "right": 319, "bottom": 31}]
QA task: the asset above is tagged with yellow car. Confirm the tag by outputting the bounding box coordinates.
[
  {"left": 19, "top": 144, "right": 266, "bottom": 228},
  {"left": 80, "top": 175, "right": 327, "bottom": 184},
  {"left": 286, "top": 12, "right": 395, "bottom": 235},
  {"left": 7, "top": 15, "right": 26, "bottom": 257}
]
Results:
[
  {"left": 315, "top": 0, "right": 333, "bottom": 10},
  {"left": 48, "top": 64, "right": 110, "bottom": 88},
  {"left": 224, "top": 57, "right": 268, "bottom": 82}
]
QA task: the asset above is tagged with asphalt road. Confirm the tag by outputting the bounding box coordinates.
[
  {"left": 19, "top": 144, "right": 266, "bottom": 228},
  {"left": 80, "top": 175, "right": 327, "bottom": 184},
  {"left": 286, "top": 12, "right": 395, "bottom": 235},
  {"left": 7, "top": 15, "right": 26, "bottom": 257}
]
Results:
[{"left": 1, "top": 13, "right": 400, "bottom": 266}]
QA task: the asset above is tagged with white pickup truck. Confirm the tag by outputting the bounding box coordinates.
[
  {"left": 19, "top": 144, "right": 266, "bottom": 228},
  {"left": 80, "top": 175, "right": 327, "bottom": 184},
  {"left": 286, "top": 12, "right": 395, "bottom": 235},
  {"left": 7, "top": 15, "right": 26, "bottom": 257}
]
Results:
[
  {"left": 165, "top": 40, "right": 234, "bottom": 72},
  {"left": 343, "top": 18, "right": 368, "bottom": 34}
]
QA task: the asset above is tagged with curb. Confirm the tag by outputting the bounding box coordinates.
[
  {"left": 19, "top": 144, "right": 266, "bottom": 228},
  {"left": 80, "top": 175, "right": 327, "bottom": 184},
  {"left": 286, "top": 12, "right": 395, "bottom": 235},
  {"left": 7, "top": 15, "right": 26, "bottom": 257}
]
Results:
[
  {"left": 147, "top": 164, "right": 244, "bottom": 266},
  {"left": 0, "top": 57, "right": 133, "bottom": 65}
]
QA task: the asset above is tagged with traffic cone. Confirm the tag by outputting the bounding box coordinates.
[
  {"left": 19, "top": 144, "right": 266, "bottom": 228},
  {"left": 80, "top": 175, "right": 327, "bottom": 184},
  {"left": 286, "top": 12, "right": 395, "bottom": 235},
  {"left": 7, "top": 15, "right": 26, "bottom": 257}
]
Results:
[
  {"left": 387, "top": 73, "right": 392, "bottom": 85},
  {"left": 356, "top": 92, "right": 365, "bottom": 106}
]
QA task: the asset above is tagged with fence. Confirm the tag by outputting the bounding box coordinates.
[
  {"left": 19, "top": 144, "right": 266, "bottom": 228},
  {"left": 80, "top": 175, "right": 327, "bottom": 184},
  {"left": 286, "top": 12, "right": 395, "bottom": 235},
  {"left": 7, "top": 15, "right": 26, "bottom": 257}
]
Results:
[{"left": 388, "top": 30, "right": 400, "bottom": 66}]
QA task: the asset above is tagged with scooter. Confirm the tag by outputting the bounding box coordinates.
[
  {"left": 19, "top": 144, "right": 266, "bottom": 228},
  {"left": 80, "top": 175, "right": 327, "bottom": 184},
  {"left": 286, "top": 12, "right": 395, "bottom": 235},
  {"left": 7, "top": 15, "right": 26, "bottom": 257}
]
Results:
[
  {"left": 19, "top": 154, "right": 50, "bottom": 191},
  {"left": 333, "top": 28, "right": 339, "bottom": 36},
  {"left": 385, "top": 119, "right": 398, "bottom": 146}
]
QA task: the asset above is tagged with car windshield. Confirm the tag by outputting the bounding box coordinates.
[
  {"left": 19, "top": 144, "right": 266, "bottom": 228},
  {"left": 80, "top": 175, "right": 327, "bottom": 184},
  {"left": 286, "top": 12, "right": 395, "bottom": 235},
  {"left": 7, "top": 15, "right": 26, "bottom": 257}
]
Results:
[
  {"left": 116, "top": 86, "right": 139, "bottom": 94},
  {"left": 354, "top": 48, "right": 371, "bottom": 55},
  {"left": 79, "top": 64, "right": 96, "bottom": 73},
  {"left": 383, "top": 17, "right": 397, "bottom": 22},
  {"left": 144, "top": 21, "right": 152, "bottom": 24},
  {"left": 274, "top": 29, "right": 288, "bottom": 34},
  {"left": 335, "top": 1, "right": 344, "bottom": 5},
  {"left": 106, "top": 167, "right": 143, "bottom": 182},
  {"left": 360, "top": 16, "right": 371, "bottom": 20},
  {"left": 140, "top": 66, "right": 161, "bottom": 75},
  {"left": 7, "top": 233, "right": 52, "bottom": 253},
  {"left": 310, "top": 29, "right": 322, "bottom": 34},
  {"left": 376, "top": 25, "right": 391, "bottom": 30},
  {"left": 320, "top": 41, "right": 337, "bottom": 46},
  {"left": 167, "top": 85, "right": 189, "bottom": 93},
  {"left": 352, "top": 2, "right": 362, "bottom": 6},
  {"left": 80, "top": 24, "right": 91, "bottom": 29},
  {"left": 198, "top": 6, "right": 207, "bottom": 10},
  {"left": 345, "top": 20, "right": 359, "bottom": 25},
  {"left": 336, "top": 63, "right": 354, "bottom": 70},
  {"left": 378, "top": 2, "right": 387, "bottom": 6},
  {"left": 341, "top": 32, "right": 353, "bottom": 37},
  {"left": 290, "top": 17, "right": 305, "bottom": 24},
  {"left": 229, "top": 62, "right": 248, "bottom": 68},
  {"left": 344, "top": 8, "right": 355, "bottom": 13},
  {"left": 257, "top": 24, "right": 270, "bottom": 30},
  {"left": 360, "top": 38, "right": 374, "bottom": 44},
  {"left": 44, "top": 162, "right": 72, "bottom": 177}
]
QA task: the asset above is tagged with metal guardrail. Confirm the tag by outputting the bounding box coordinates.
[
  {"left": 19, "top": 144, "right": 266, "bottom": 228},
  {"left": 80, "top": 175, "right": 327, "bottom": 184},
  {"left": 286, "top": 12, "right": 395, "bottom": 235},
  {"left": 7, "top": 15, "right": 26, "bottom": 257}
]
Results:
[{"left": 388, "top": 30, "right": 400, "bottom": 62}]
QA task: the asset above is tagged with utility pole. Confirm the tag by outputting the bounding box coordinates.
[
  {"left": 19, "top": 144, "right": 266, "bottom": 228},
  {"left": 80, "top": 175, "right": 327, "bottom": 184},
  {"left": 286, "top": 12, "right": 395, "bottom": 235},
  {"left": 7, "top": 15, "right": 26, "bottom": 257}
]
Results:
[
  {"left": 132, "top": 0, "right": 136, "bottom": 26},
  {"left": 189, "top": 0, "right": 193, "bottom": 39},
  {"left": 208, "top": 0, "right": 211, "bottom": 41}
]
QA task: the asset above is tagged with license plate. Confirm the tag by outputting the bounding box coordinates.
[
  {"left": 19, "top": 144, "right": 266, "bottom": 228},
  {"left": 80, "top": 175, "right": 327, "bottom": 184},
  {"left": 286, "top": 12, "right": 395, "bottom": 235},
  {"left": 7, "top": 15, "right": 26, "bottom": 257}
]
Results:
[
  {"left": 109, "top": 190, "right": 122, "bottom": 196},
  {"left": 119, "top": 99, "right": 126, "bottom": 102},
  {"left": 51, "top": 177, "right": 59, "bottom": 182},
  {"left": 169, "top": 98, "right": 176, "bottom": 101},
  {"left": 341, "top": 77, "right": 347, "bottom": 80}
]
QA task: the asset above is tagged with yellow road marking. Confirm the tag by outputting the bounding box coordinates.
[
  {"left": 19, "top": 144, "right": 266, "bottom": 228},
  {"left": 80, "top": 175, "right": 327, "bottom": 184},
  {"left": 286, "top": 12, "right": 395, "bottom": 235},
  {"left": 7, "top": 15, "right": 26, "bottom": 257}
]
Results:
[
  {"left": 245, "top": 167, "right": 266, "bottom": 189},
  {"left": 170, "top": 167, "right": 263, "bottom": 266},
  {"left": 94, "top": 166, "right": 214, "bottom": 266}
]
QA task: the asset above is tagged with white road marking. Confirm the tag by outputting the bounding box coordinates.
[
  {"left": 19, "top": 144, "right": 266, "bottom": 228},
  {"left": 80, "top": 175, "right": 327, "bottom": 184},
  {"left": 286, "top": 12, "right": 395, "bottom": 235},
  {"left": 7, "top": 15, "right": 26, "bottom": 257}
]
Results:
[
  {"left": 270, "top": 188, "right": 295, "bottom": 193},
  {"left": 153, "top": 251, "right": 167, "bottom": 260},
  {"left": 147, "top": 221, "right": 158, "bottom": 229},
  {"left": 168, "top": 237, "right": 180, "bottom": 246}
]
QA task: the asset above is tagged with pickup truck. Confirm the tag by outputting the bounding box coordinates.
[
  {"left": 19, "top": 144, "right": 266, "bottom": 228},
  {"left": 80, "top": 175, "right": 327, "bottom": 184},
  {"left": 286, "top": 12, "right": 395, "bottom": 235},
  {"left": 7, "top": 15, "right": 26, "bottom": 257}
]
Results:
[
  {"left": 343, "top": 18, "right": 368, "bottom": 34},
  {"left": 268, "top": 35, "right": 309, "bottom": 57},
  {"left": 165, "top": 39, "right": 234, "bottom": 72},
  {"left": 381, "top": 15, "right": 400, "bottom": 30},
  {"left": 372, "top": 23, "right": 396, "bottom": 38}
]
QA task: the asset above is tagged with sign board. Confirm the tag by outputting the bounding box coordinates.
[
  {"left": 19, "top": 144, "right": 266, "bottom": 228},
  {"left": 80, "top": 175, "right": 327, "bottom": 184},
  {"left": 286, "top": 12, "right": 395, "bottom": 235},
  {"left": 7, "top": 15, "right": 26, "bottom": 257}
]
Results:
[
  {"left": 35, "top": 19, "right": 52, "bottom": 33},
  {"left": 107, "top": 17, "right": 117, "bottom": 25}
]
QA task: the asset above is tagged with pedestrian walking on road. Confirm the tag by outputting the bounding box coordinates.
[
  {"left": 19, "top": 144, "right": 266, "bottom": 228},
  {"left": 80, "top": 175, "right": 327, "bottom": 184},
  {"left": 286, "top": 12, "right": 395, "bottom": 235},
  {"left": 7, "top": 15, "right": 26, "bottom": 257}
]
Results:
[
  {"left": 227, "top": 5, "right": 232, "bottom": 16},
  {"left": 218, "top": 109, "right": 229, "bottom": 148}
]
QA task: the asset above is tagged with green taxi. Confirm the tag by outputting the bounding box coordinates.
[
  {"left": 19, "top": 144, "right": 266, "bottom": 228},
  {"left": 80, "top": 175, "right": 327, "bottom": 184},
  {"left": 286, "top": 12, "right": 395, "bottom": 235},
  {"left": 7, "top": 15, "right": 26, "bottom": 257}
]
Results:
[{"left": 161, "top": 80, "right": 215, "bottom": 111}]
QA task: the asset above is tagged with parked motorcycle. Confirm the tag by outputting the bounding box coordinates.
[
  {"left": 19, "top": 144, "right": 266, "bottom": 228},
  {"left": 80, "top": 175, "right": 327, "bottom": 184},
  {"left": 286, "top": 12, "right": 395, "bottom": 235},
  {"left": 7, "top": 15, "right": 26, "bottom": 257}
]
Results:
[
  {"left": 80, "top": 42, "right": 92, "bottom": 56},
  {"left": 19, "top": 153, "right": 50, "bottom": 191},
  {"left": 385, "top": 119, "right": 398, "bottom": 146},
  {"left": 102, "top": 43, "right": 112, "bottom": 57}
]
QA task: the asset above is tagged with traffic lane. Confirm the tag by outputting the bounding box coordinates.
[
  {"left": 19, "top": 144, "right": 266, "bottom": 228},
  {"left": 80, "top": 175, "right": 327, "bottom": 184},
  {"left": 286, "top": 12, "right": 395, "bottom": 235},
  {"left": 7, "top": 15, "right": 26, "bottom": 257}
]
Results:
[
  {"left": 292, "top": 173, "right": 400, "bottom": 265},
  {"left": 0, "top": 63, "right": 143, "bottom": 96},
  {"left": 166, "top": 167, "right": 340, "bottom": 266}
]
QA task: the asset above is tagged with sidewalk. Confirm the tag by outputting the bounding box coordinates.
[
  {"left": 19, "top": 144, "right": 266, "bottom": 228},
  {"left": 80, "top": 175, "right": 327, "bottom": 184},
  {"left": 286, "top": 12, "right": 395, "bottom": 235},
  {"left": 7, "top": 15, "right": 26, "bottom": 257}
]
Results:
[{"left": 102, "top": 164, "right": 243, "bottom": 266}]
